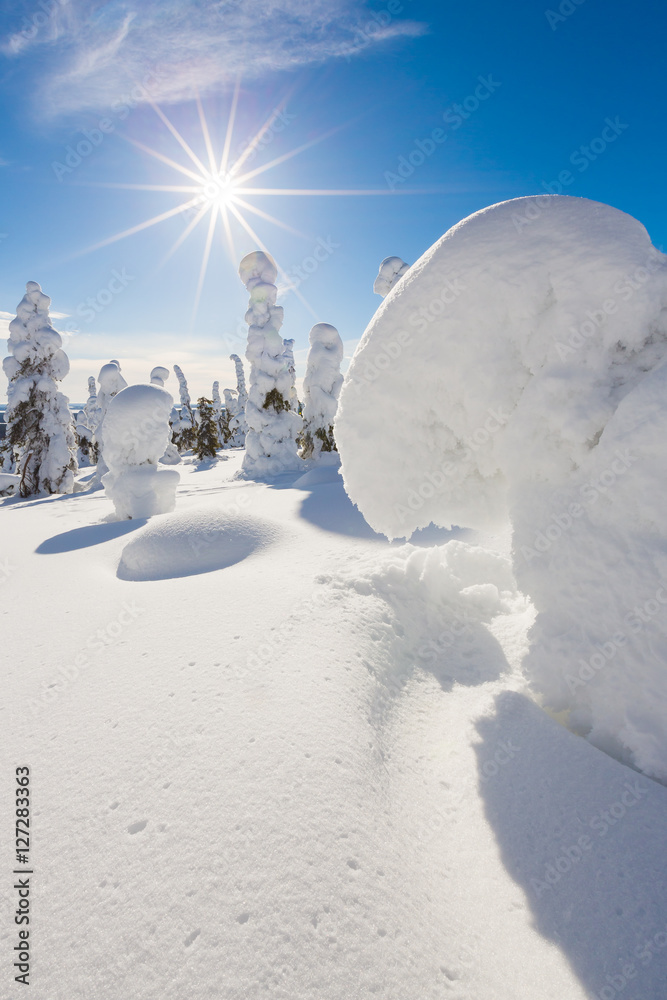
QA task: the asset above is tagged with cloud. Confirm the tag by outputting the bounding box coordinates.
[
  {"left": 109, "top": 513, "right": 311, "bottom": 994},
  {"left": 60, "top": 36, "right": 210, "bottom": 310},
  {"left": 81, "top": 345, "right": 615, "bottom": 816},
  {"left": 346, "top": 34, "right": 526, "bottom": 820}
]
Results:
[{"left": 1, "top": 0, "right": 427, "bottom": 118}]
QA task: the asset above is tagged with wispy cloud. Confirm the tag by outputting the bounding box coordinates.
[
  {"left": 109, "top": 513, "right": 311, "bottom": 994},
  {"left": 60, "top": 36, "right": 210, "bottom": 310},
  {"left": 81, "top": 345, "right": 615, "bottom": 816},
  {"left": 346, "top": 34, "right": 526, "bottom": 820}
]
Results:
[{"left": 1, "top": 0, "right": 427, "bottom": 117}]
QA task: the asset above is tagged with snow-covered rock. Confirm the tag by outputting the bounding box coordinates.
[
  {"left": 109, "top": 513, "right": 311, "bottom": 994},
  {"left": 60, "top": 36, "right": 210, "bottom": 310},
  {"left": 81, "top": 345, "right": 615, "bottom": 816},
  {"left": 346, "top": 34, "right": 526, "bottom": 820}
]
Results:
[
  {"left": 337, "top": 195, "right": 667, "bottom": 780},
  {"left": 101, "top": 383, "right": 180, "bottom": 519}
]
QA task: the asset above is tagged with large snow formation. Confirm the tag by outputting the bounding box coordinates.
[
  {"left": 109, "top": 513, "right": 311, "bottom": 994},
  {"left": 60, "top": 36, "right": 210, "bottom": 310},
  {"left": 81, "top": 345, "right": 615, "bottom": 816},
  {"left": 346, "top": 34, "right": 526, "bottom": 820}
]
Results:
[
  {"left": 336, "top": 195, "right": 667, "bottom": 781},
  {"left": 101, "top": 383, "right": 180, "bottom": 519}
]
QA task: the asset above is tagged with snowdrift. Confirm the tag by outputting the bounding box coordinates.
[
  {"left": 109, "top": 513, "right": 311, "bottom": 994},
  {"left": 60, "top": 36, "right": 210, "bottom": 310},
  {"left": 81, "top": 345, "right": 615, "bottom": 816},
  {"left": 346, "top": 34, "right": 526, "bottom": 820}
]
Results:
[
  {"left": 118, "top": 506, "right": 281, "bottom": 580},
  {"left": 336, "top": 195, "right": 667, "bottom": 780}
]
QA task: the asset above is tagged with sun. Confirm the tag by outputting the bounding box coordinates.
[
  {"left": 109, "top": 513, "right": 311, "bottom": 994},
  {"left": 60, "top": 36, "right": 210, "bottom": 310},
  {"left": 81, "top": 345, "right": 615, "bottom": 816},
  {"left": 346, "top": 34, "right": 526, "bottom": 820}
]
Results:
[
  {"left": 76, "top": 80, "right": 446, "bottom": 324},
  {"left": 199, "top": 173, "right": 238, "bottom": 211}
]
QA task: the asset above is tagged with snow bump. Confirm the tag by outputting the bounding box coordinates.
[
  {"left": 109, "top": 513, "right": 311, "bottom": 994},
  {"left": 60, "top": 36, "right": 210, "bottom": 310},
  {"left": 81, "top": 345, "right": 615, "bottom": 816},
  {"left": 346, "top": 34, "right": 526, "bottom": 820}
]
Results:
[{"left": 117, "top": 506, "right": 281, "bottom": 581}]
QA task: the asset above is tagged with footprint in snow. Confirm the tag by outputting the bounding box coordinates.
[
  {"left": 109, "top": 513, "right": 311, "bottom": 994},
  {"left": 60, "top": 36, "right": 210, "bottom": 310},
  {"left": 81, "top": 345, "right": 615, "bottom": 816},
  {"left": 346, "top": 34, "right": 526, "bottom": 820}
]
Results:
[{"left": 127, "top": 819, "right": 148, "bottom": 835}]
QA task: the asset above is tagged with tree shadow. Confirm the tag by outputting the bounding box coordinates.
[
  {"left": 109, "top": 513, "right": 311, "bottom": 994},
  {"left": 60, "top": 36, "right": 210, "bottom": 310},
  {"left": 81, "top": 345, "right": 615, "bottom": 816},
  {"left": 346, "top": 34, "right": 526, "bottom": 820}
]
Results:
[
  {"left": 475, "top": 691, "right": 667, "bottom": 999},
  {"left": 36, "top": 519, "right": 146, "bottom": 554}
]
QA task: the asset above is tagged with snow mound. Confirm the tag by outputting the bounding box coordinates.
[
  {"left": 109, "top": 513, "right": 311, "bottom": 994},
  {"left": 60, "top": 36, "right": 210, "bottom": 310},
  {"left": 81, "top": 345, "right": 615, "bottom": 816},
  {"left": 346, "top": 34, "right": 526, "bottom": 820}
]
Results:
[
  {"left": 0, "top": 472, "right": 20, "bottom": 494},
  {"left": 325, "top": 539, "right": 526, "bottom": 694},
  {"left": 118, "top": 506, "right": 281, "bottom": 580},
  {"left": 336, "top": 195, "right": 667, "bottom": 779}
]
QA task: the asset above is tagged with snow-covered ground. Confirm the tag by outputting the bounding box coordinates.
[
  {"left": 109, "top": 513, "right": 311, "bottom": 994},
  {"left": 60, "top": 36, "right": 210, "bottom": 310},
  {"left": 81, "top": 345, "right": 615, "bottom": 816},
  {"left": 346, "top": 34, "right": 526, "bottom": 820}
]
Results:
[{"left": 3, "top": 452, "right": 667, "bottom": 999}]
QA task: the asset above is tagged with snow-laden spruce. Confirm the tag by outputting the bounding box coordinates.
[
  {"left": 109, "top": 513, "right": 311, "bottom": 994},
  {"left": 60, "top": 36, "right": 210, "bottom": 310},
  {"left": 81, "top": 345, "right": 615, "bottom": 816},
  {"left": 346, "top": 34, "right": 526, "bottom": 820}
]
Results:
[
  {"left": 95, "top": 360, "right": 128, "bottom": 479},
  {"left": 83, "top": 376, "right": 101, "bottom": 439},
  {"left": 75, "top": 410, "right": 95, "bottom": 468},
  {"left": 239, "top": 251, "right": 302, "bottom": 475},
  {"left": 195, "top": 397, "right": 220, "bottom": 460},
  {"left": 2, "top": 281, "right": 77, "bottom": 496},
  {"left": 300, "top": 323, "right": 343, "bottom": 459},
  {"left": 101, "top": 383, "right": 180, "bottom": 519},
  {"left": 336, "top": 195, "right": 667, "bottom": 781},
  {"left": 150, "top": 366, "right": 170, "bottom": 387},
  {"left": 172, "top": 364, "right": 196, "bottom": 452},
  {"left": 282, "top": 338, "right": 299, "bottom": 411},
  {"left": 374, "top": 256, "right": 410, "bottom": 297},
  {"left": 229, "top": 353, "right": 248, "bottom": 446}
]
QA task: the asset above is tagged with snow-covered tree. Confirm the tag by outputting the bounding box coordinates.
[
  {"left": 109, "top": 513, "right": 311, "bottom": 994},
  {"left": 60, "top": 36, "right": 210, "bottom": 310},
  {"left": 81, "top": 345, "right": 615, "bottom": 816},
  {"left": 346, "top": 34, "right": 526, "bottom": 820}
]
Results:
[
  {"left": 194, "top": 397, "right": 220, "bottom": 460},
  {"left": 374, "top": 256, "right": 410, "bottom": 297},
  {"left": 282, "top": 338, "right": 299, "bottom": 411},
  {"left": 2, "top": 281, "right": 77, "bottom": 496},
  {"left": 102, "top": 383, "right": 179, "bottom": 519},
  {"left": 229, "top": 353, "right": 248, "bottom": 446},
  {"left": 94, "top": 361, "right": 128, "bottom": 480},
  {"left": 222, "top": 388, "right": 237, "bottom": 446},
  {"left": 150, "top": 366, "right": 170, "bottom": 387},
  {"left": 212, "top": 381, "right": 223, "bottom": 436},
  {"left": 83, "top": 376, "right": 101, "bottom": 439},
  {"left": 300, "top": 323, "right": 344, "bottom": 459},
  {"left": 75, "top": 410, "right": 95, "bottom": 467},
  {"left": 172, "top": 364, "right": 197, "bottom": 452},
  {"left": 239, "top": 251, "right": 302, "bottom": 475}
]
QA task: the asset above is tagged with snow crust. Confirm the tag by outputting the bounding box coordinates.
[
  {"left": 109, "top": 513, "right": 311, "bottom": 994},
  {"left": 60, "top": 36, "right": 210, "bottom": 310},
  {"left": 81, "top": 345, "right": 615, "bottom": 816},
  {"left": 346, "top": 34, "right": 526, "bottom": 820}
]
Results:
[
  {"left": 337, "top": 195, "right": 667, "bottom": 779},
  {"left": 118, "top": 506, "right": 281, "bottom": 580}
]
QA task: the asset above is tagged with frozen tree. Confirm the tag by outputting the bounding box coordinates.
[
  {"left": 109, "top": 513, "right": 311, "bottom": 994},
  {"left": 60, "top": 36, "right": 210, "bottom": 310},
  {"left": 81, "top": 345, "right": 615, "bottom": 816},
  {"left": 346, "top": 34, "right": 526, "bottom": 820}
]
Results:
[
  {"left": 222, "top": 388, "right": 237, "bottom": 446},
  {"left": 300, "top": 323, "right": 344, "bottom": 459},
  {"left": 229, "top": 353, "right": 248, "bottom": 445},
  {"left": 150, "top": 366, "right": 170, "bottom": 387},
  {"left": 83, "top": 376, "right": 100, "bottom": 428},
  {"left": 102, "top": 383, "right": 180, "bottom": 519},
  {"left": 75, "top": 410, "right": 95, "bottom": 467},
  {"left": 94, "top": 361, "right": 128, "bottom": 480},
  {"left": 374, "top": 256, "right": 410, "bottom": 297},
  {"left": 212, "top": 381, "right": 223, "bottom": 436},
  {"left": 239, "top": 251, "right": 302, "bottom": 475},
  {"left": 282, "top": 338, "right": 299, "bottom": 411},
  {"left": 194, "top": 397, "right": 220, "bottom": 460},
  {"left": 2, "top": 281, "right": 77, "bottom": 496},
  {"left": 172, "top": 364, "right": 197, "bottom": 452}
]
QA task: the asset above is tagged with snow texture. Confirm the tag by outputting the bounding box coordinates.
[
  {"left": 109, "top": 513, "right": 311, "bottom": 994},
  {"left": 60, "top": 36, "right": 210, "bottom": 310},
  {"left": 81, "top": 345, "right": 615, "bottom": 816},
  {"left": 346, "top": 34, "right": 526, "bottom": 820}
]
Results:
[
  {"left": 282, "top": 338, "right": 299, "bottom": 411},
  {"left": 337, "top": 195, "right": 667, "bottom": 780},
  {"left": 239, "top": 251, "right": 302, "bottom": 476},
  {"left": 118, "top": 506, "right": 281, "bottom": 580},
  {"left": 373, "top": 256, "right": 410, "bottom": 297},
  {"left": 300, "top": 323, "right": 344, "bottom": 459},
  {"left": 101, "top": 382, "right": 180, "bottom": 519},
  {"left": 3, "top": 280, "right": 77, "bottom": 495}
]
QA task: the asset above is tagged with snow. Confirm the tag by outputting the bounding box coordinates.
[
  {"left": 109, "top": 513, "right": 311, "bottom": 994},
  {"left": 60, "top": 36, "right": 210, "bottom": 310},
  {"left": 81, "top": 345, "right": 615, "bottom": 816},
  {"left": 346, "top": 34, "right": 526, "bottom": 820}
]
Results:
[
  {"left": 118, "top": 506, "right": 281, "bottom": 580},
  {"left": 3, "top": 450, "right": 667, "bottom": 999},
  {"left": 336, "top": 194, "right": 667, "bottom": 781},
  {"left": 100, "top": 382, "right": 180, "bottom": 519}
]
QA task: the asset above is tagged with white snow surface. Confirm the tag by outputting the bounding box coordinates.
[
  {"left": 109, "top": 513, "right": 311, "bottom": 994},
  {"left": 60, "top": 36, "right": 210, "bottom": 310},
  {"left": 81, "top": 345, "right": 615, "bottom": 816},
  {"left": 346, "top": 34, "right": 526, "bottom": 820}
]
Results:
[
  {"left": 336, "top": 195, "right": 667, "bottom": 780},
  {"left": 3, "top": 450, "right": 667, "bottom": 999}
]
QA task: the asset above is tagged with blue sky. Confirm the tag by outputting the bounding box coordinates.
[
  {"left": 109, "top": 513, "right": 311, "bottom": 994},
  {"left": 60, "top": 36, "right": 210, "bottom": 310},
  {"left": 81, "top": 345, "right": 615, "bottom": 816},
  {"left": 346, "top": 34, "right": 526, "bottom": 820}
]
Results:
[{"left": 0, "top": 0, "right": 664, "bottom": 401}]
